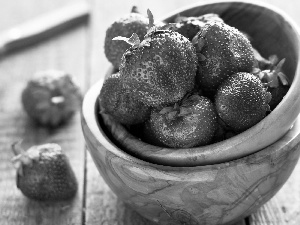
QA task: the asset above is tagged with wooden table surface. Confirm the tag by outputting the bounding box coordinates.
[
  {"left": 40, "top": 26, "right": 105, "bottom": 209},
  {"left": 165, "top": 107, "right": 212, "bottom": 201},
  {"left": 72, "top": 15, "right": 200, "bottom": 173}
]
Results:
[{"left": 0, "top": 0, "right": 300, "bottom": 224}]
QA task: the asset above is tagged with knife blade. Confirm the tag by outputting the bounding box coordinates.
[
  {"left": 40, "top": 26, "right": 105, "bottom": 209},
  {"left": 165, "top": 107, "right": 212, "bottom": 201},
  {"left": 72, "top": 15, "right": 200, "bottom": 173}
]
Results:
[{"left": 0, "top": 1, "right": 90, "bottom": 55}]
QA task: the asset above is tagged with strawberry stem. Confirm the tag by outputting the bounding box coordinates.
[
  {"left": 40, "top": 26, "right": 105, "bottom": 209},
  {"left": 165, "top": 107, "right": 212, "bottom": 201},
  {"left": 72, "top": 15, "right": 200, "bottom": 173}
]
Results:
[
  {"left": 131, "top": 6, "right": 139, "bottom": 13},
  {"left": 11, "top": 140, "right": 24, "bottom": 156},
  {"left": 147, "top": 9, "right": 154, "bottom": 28},
  {"left": 112, "top": 33, "right": 141, "bottom": 47}
]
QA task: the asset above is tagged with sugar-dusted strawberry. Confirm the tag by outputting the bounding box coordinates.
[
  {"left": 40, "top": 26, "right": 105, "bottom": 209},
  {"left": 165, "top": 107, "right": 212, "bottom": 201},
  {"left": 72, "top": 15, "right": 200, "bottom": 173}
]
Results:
[
  {"left": 21, "top": 70, "right": 82, "bottom": 127},
  {"left": 11, "top": 142, "right": 77, "bottom": 201},
  {"left": 99, "top": 72, "right": 151, "bottom": 125},
  {"left": 173, "top": 13, "right": 223, "bottom": 41},
  {"left": 143, "top": 94, "right": 218, "bottom": 148},
  {"left": 253, "top": 58, "right": 290, "bottom": 110},
  {"left": 104, "top": 7, "right": 149, "bottom": 69},
  {"left": 116, "top": 10, "right": 198, "bottom": 107},
  {"left": 192, "top": 21, "right": 255, "bottom": 92},
  {"left": 215, "top": 72, "right": 271, "bottom": 132}
]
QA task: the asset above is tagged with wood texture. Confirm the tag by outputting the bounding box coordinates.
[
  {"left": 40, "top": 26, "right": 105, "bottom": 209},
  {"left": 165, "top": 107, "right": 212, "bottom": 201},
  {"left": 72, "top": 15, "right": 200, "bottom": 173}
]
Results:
[
  {"left": 0, "top": 0, "right": 300, "bottom": 225},
  {"left": 82, "top": 75, "right": 300, "bottom": 225},
  {"left": 85, "top": 0, "right": 300, "bottom": 225},
  {"left": 0, "top": 1, "right": 87, "bottom": 224}
]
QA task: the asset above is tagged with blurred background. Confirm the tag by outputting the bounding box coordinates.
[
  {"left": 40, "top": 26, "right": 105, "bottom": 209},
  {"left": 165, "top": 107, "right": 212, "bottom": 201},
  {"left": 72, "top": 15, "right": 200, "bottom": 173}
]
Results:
[
  {"left": 0, "top": 0, "right": 299, "bottom": 86},
  {"left": 0, "top": 0, "right": 300, "bottom": 224}
]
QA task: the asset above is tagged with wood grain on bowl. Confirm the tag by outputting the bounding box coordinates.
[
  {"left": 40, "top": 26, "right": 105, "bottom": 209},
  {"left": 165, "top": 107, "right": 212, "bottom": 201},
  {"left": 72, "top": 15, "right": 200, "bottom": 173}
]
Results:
[
  {"left": 100, "top": 0, "right": 300, "bottom": 167},
  {"left": 81, "top": 1, "right": 300, "bottom": 224},
  {"left": 81, "top": 76, "right": 300, "bottom": 224}
]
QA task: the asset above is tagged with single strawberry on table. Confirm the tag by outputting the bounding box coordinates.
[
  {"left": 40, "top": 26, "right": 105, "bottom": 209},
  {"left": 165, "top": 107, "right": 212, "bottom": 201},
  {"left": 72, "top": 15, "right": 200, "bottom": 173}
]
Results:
[
  {"left": 192, "top": 21, "right": 255, "bottom": 93},
  {"left": 115, "top": 9, "right": 198, "bottom": 107},
  {"left": 11, "top": 142, "right": 78, "bottom": 201},
  {"left": 143, "top": 94, "right": 218, "bottom": 148},
  {"left": 215, "top": 72, "right": 271, "bottom": 132},
  {"left": 21, "top": 70, "right": 82, "bottom": 127}
]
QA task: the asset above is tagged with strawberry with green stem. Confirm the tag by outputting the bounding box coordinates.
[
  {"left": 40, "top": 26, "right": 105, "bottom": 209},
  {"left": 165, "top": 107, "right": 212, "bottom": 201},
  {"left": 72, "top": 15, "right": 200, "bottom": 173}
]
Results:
[
  {"left": 114, "top": 9, "right": 198, "bottom": 107},
  {"left": 11, "top": 141, "right": 78, "bottom": 201}
]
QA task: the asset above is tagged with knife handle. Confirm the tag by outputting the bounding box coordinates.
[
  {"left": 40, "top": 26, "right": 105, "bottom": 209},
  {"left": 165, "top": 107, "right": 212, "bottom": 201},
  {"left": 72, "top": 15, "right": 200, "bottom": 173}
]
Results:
[{"left": 0, "top": 1, "right": 90, "bottom": 55}]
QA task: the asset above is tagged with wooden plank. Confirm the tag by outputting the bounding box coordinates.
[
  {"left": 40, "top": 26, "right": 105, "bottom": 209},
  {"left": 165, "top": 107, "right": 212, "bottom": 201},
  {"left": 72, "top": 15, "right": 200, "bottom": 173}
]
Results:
[{"left": 0, "top": 1, "right": 88, "bottom": 224}]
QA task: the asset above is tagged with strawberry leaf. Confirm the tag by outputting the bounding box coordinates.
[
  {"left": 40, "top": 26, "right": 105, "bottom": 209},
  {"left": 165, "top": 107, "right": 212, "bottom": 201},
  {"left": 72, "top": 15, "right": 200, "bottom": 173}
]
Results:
[
  {"left": 181, "top": 94, "right": 201, "bottom": 107},
  {"left": 112, "top": 33, "right": 141, "bottom": 47},
  {"left": 269, "top": 55, "right": 279, "bottom": 67},
  {"left": 251, "top": 67, "right": 261, "bottom": 75},
  {"left": 192, "top": 35, "right": 199, "bottom": 45},
  {"left": 197, "top": 38, "right": 206, "bottom": 51},
  {"left": 131, "top": 6, "right": 139, "bottom": 13},
  {"left": 178, "top": 107, "right": 192, "bottom": 116},
  {"left": 197, "top": 52, "right": 206, "bottom": 61},
  {"left": 167, "top": 111, "right": 178, "bottom": 120},
  {"left": 145, "top": 26, "right": 157, "bottom": 38},
  {"left": 159, "top": 106, "right": 174, "bottom": 115},
  {"left": 160, "top": 23, "right": 177, "bottom": 31},
  {"left": 278, "top": 72, "right": 289, "bottom": 86},
  {"left": 274, "top": 58, "right": 285, "bottom": 73},
  {"left": 147, "top": 9, "right": 155, "bottom": 28},
  {"left": 141, "top": 37, "right": 151, "bottom": 47}
]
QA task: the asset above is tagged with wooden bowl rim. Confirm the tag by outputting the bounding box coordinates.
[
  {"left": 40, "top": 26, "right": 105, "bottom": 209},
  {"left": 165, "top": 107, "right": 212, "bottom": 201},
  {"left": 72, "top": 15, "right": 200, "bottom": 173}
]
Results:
[
  {"left": 81, "top": 77, "right": 300, "bottom": 169},
  {"left": 82, "top": 0, "right": 300, "bottom": 167}
]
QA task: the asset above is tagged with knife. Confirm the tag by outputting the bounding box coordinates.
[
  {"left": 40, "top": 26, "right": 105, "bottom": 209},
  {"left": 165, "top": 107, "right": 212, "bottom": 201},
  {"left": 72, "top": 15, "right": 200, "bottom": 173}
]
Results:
[{"left": 0, "top": 1, "right": 90, "bottom": 55}]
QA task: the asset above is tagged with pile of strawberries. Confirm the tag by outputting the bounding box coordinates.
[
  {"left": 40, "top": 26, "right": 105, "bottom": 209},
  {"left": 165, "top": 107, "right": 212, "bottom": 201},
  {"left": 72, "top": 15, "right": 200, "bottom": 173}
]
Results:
[{"left": 100, "top": 8, "right": 290, "bottom": 148}]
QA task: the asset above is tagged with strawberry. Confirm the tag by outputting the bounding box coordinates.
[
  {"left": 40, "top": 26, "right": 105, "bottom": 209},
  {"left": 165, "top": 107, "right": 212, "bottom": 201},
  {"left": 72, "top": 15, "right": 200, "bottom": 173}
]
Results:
[
  {"left": 173, "top": 13, "right": 223, "bottom": 41},
  {"left": 213, "top": 117, "right": 237, "bottom": 143},
  {"left": 142, "top": 94, "right": 218, "bottom": 148},
  {"left": 115, "top": 10, "right": 198, "bottom": 107},
  {"left": 253, "top": 58, "right": 290, "bottom": 110},
  {"left": 215, "top": 72, "right": 271, "bottom": 132},
  {"left": 192, "top": 21, "right": 255, "bottom": 92},
  {"left": 21, "top": 70, "right": 82, "bottom": 127},
  {"left": 11, "top": 142, "right": 77, "bottom": 201},
  {"left": 104, "top": 7, "right": 149, "bottom": 69},
  {"left": 99, "top": 72, "right": 151, "bottom": 125}
]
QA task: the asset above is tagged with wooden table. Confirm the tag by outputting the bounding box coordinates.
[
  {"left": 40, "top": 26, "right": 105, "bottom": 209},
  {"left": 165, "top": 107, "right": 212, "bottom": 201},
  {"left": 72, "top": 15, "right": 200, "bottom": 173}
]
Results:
[{"left": 0, "top": 0, "right": 299, "bottom": 224}]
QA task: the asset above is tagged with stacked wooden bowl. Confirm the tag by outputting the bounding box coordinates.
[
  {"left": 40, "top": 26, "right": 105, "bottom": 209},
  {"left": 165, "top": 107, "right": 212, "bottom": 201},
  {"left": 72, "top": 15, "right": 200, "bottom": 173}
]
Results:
[{"left": 81, "top": 1, "right": 300, "bottom": 224}]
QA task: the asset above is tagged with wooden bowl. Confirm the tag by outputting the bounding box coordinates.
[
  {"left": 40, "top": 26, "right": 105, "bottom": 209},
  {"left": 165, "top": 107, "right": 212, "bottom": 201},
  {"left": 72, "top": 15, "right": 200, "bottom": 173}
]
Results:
[
  {"left": 81, "top": 77, "right": 300, "bottom": 225},
  {"left": 81, "top": 1, "right": 300, "bottom": 224},
  {"left": 96, "top": 0, "right": 300, "bottom": 167}
]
